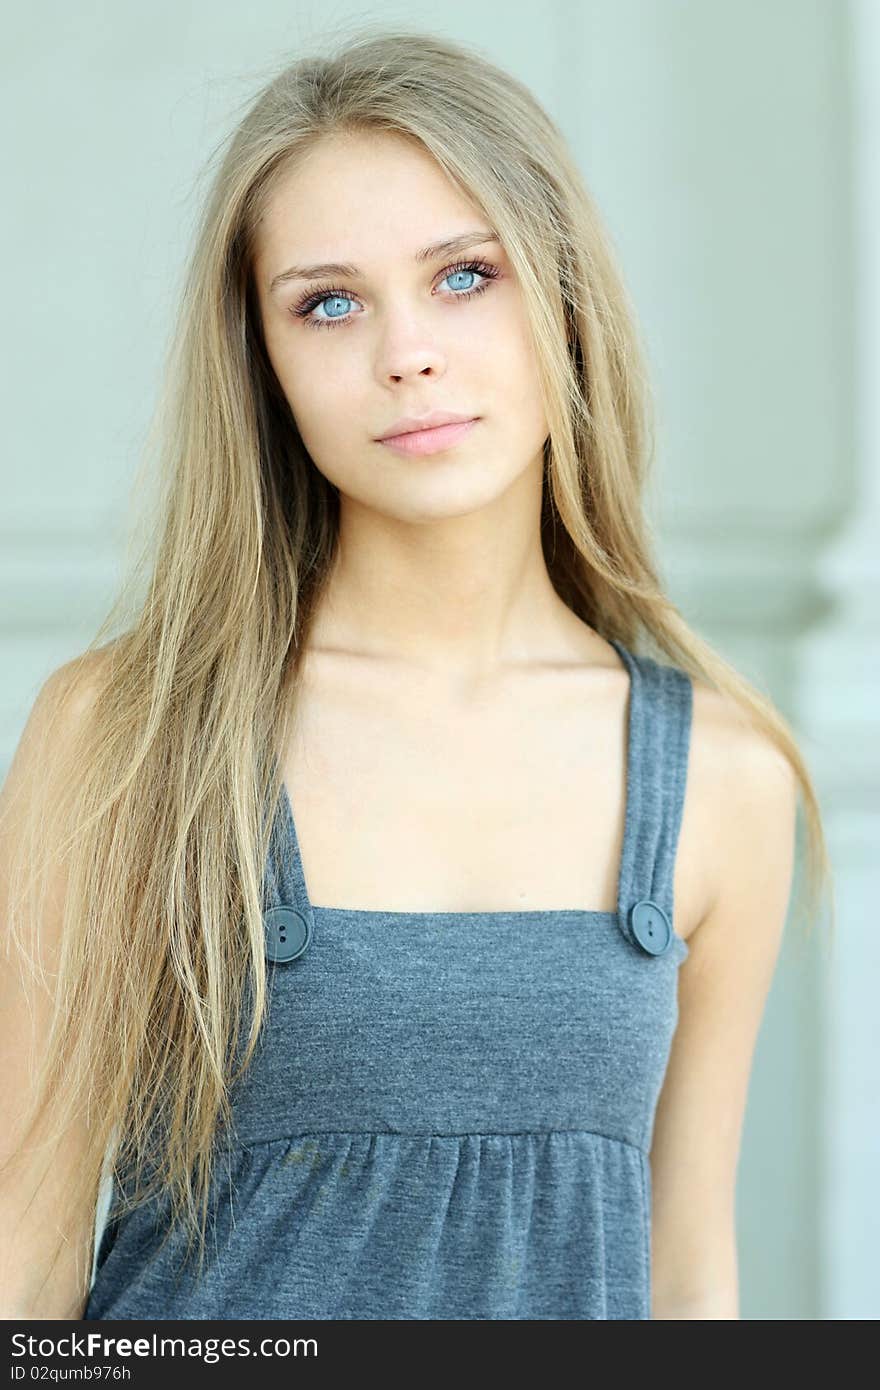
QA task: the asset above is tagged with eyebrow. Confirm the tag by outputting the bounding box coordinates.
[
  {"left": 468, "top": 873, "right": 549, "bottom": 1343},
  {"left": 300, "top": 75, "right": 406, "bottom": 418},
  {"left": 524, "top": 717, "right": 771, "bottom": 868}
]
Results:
[{"left": 267, "top": 229, "right": 501, "bottom": 295}]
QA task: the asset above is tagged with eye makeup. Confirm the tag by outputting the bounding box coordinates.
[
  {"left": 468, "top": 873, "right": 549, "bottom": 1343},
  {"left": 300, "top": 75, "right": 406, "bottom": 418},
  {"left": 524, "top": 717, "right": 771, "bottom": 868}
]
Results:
[{"left": 289, "top": 257, "right": 501, "bottom": 330}]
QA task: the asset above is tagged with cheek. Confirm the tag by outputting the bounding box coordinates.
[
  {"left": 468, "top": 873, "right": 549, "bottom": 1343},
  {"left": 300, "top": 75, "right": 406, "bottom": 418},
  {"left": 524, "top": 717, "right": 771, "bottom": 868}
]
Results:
[
  {"left": 510, "top": 325, "right": 546, "bottom": 400},
  {"left": 488, "top": 321, "right": 543, "bottom": 404},
  {"left": 284, "top": 366, "right": 365, "bottom": 463},
  {"left": 271, "top": 342, "right": 345, "bottom": 427},
  {"left": 500, "top": 330, "right": 549, "bottom": 442}
]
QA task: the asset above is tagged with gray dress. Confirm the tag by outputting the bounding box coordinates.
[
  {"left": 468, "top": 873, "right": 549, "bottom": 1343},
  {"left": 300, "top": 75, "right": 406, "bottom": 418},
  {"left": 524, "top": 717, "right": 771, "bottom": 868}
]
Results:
[{"left": 84, "top": 638, "right": 692, "bottom": 1320}]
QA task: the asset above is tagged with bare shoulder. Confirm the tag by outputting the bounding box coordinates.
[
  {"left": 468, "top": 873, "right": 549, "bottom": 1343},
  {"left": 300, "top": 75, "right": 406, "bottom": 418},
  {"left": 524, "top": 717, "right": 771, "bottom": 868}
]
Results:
[
  {"left": 683, "top": 673, "right": 798, "bottom": 931},
  {"left": 690, "top": 672, "right": 796, "bottom": 784},
  {"left": 34, "top": 645, "right": 114, "bottom": 724},
  {"left": 0, "top": 645, "right": 116, "bottom": 829},
  {"left": 1, "top": 642, "right": 118, "bottom": 1004}
]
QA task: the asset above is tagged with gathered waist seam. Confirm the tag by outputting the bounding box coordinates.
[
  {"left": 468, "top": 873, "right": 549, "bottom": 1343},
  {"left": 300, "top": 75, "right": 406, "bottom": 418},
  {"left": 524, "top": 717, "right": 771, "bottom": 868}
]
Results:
[{"left": 223, "top": 1125, "right": 648, "bottom": 1156}]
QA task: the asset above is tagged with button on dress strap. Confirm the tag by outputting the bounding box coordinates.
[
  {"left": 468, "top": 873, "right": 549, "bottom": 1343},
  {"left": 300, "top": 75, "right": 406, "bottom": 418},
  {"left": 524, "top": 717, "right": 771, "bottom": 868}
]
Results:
[
  {"left": 608, "top": 638, "right": 693, "bottom": 957},
  {"left": 262, "top": 768, "right": 314, "bottom": 963}
]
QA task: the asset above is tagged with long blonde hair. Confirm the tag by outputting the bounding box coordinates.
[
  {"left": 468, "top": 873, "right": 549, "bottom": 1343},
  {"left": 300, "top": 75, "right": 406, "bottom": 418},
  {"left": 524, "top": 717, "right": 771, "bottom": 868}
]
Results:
[{"left": 0, "top": 23, "right": 834, "bottom": 1306}]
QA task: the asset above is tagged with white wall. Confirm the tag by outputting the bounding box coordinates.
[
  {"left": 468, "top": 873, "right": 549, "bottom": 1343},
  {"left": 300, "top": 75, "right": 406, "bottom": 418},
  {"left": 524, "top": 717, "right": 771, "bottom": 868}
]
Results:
[{"left": 799, "top": 0, "right": 880, "bottom": 1321}]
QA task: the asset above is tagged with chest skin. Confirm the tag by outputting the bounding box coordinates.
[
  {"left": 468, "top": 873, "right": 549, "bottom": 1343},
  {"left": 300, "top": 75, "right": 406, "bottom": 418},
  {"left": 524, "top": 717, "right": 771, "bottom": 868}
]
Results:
[{"left": 279, "top": 642, "right": 714, "bottom": 938}]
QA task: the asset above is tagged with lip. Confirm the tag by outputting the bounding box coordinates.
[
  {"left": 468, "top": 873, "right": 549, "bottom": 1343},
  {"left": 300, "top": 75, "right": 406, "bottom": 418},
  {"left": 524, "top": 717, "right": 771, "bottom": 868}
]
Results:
[
  {"left": 376, "top": 410, "right": 477, "bottom": 440},
  {"left": 377, "top": 418, "right": 479, "bottom": 457}
]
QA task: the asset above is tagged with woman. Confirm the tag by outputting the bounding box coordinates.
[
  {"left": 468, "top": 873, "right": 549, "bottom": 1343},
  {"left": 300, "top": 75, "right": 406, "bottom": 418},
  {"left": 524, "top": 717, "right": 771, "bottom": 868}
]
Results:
[{"left": 0, "top": 27, "right": 832, "bottom": 1321}]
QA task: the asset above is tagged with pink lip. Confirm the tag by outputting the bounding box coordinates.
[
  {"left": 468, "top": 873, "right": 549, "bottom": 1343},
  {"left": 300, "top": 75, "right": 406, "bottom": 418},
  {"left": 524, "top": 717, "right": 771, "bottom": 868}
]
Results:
[{"left": 378, "top": 418, "right": 478, "bottom": 456}]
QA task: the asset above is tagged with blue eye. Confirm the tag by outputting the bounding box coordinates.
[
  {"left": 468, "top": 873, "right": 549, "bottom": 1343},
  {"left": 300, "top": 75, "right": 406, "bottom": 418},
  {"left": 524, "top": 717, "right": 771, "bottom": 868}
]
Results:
[
  {"left": 311, "top": 294, "right": 353, "bottom": 323},
  {"left": 444, "top": 267, "right": 479, "bottom": 293},
  {"left": 291, "top": 258, "right": 501, "bottom": 331}
]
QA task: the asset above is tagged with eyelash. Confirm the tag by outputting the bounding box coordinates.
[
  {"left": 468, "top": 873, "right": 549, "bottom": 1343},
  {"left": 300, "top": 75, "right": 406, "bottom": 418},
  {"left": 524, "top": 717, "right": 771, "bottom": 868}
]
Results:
[{"left": 289, "top": 258, "right": 501, "bottom": 330}]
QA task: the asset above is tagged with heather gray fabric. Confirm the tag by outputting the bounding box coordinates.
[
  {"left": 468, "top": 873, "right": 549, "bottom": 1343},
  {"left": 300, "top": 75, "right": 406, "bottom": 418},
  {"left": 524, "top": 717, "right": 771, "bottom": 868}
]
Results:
[{"left": 84, "top": 638, "right": 692, "bottom": 1321}]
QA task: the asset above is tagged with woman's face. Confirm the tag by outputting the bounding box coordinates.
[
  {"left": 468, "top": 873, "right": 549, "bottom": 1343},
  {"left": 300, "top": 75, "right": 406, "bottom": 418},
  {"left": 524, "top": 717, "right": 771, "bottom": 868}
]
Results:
[{"left": 253, "top": 131, "right": 549, "bottom": 522}]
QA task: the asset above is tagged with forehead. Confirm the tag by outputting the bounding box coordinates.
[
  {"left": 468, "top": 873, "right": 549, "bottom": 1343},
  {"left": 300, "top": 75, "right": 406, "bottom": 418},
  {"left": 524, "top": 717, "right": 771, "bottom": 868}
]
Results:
[{"left": 255, "top": 131, "right": 485, "bottom": 272}]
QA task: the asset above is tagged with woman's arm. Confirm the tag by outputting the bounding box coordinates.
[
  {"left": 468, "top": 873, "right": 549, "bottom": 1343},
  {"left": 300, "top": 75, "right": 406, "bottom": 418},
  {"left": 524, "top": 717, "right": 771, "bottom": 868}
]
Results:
[
  {"left": 0, "top": 660, "right": 106, "bottom": 1320},
  {"left": 649, "top": 691, "right": 799, "bottom": 1319}
]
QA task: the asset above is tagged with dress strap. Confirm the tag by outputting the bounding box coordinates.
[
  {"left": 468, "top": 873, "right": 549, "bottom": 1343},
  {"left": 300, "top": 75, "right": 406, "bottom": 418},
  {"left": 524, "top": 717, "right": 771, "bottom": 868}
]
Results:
[
  {"left": 262, "top": 771, "right": 315, "bottom": 963},
  {"left": 608, "top": 638, "right": 693, "bottom": 958}
]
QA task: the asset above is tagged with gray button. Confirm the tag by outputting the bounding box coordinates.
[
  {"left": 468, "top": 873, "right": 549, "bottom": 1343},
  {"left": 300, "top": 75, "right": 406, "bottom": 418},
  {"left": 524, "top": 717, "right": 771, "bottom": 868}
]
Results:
[
  {"left": 265, "top": 905, "right": 311, "bottom": 963},
  {"left": 629, "top": 899, "right": 673, "bottom": 956}
]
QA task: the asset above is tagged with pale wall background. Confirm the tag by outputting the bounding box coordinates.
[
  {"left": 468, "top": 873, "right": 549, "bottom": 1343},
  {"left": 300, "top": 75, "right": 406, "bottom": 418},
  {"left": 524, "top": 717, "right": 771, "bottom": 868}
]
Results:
[{"left": 2, "top": 0, "right": 876, "bottom": 1319}]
